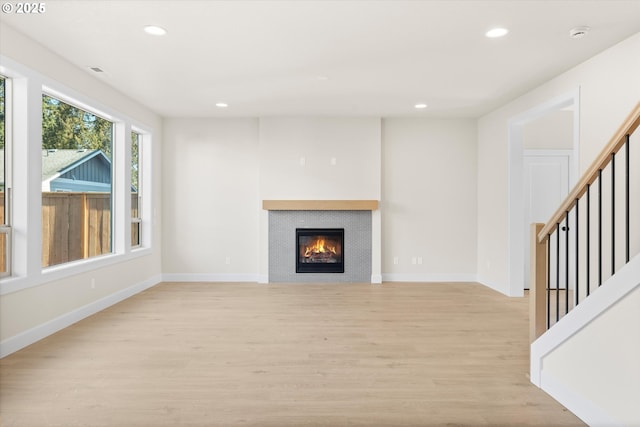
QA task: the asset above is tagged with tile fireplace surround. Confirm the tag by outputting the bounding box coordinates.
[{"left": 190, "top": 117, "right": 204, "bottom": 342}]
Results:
[{"left": 263, "top": 200, "right": 378, "bottom": 283}]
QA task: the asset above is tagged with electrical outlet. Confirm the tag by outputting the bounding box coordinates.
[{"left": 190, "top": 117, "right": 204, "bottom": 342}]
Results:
[
  {"left": 225, "top": 257, "right": 231, "bottom": 265},
  {"left": 417, "top": 257, "right": 423, "bottom": 265},
  {"left": 411, "top": 257, "right": 417, "bottom": 265},
  {"left": 393, "top": 256, "right": 399, "bottom": 265}
]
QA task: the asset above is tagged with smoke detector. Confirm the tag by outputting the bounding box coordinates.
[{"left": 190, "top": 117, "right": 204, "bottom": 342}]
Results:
[{"left": 569, "top": 26, "right": 590, "bottom": 39}]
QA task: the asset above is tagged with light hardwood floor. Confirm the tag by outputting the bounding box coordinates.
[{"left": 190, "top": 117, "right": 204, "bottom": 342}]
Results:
[{"left": 0, "top": 282, "right": 584, "bottom": 426}]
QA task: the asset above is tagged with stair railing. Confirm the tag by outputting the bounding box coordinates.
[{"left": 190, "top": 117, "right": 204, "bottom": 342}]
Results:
[{"left": 530, "top": 102, "right": 640, "bottom": 342}]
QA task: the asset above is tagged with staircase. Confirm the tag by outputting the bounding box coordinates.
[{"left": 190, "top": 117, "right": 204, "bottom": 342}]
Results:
[{"left": 529, "top": 102, "right": 640, "bottom": 426}]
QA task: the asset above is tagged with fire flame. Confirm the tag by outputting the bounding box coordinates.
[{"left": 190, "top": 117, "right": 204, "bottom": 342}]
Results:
[{"left": 304, "top": 238, "right": 337, "bottom": 258}]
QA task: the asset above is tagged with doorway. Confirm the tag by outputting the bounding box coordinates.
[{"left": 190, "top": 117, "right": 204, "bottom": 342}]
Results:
[
  {"left": 523, "top": 151, "right": 571, "bottom": 289},
  {"left": 508, "top": 90, "right": 580, "bottom": 296}
]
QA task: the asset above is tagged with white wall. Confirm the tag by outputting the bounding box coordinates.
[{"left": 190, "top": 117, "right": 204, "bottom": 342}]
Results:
[
  {"left": 163, "top": 116, "right": 479, "bottom": 284},
  {"left": 259, "top": 117, "right": 381, "bottom": 200},
  {"left": 162, "top": 118, "right": 260, "bottom": 280},
  {"left": 0, "top": 27, "right": 163, "bottom": 350},
  {"left": 163, "top": 117, "right": 382, "bottom": 282},
  {"left": 381, "top": 119, "right": 477, "bottom": 281},
  {"left": 477, "top": 32, "right": 640, "bottom": 295}
]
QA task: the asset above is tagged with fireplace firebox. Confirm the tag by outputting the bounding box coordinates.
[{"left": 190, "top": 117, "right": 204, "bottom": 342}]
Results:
[{"left": 296, "top": 228, "right": 344, "bottom": 273}]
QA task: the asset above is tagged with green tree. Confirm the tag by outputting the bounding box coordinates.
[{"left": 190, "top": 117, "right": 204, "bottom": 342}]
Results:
[
  {"left": 42, "top": 95, "right": 112, "bottom": 157},
  {"left": 131, "top": 132, "right": 139, "bottom": 190}
]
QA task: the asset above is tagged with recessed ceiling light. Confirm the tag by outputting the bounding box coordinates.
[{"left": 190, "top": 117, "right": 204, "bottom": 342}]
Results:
[
  {"left": 144, "top": 25, "right": 167, "bottom": 36},
  {"left": 215, "top": 103, "right": 228, "bottom": 108},
  {"left": 415, "top": 103, "right": 428, "bottom": 109},
  {"left": 485, "top": 28, "right": 509, "bottom": 38}
]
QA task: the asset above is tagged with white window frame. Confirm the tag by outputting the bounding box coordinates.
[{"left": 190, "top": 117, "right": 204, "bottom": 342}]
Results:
[
  {"left": 133, "top": 130, "right": 152, "bottom": 251},
  {"left": 130, "top": 130, "right": 142, "bottom": 249},
  {"left": 0, "top": 56, "right": 153, "bottom": 295},
  {"left": 0, "top": 75, "right": 12, "bottom": 278}
]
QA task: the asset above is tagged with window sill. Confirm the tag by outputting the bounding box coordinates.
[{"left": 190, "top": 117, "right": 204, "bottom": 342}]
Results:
[{"left": 0, "top": 247, "right": 153, "bottom": 295}]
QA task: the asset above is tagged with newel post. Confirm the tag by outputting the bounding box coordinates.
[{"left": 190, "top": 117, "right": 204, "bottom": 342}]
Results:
[{"left": 530, "top": 223, "right": 547, "bottom": 343}]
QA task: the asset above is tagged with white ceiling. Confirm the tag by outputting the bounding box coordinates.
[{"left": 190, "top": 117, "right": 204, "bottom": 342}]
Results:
[{"left": 2, "top": 0, "right": 639, "bottom": 118}]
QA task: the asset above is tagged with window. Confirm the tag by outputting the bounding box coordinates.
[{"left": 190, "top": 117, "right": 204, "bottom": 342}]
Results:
[
  {"left": 0, "top": 76, "right": 10, "bottom": 276},
  {"left": 41, "top": 94, "right": 113, "bottom": 267},
  {"left": 0, "top": 59, "right": 154, "bottom": 292},
  {"left": 131, "top": 131, "right": 141, "bottom": 247}
]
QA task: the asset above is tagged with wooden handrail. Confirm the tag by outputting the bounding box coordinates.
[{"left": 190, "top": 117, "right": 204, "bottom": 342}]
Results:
[{"left": 538, "top": 102, "right": 640, "bottom": 242}]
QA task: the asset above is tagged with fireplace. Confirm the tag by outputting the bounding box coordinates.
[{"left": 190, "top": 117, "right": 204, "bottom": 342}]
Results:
[
  {"left": 296, "top": 228, "right": 344, "bottom": 273},
  {"left": 268, "top": 211, "right": 371, "bottom": 282}
]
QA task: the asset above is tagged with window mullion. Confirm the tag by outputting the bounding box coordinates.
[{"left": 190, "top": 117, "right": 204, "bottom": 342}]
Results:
[{"left": 113, "top": 121, "right": 130, "bottom": 255}]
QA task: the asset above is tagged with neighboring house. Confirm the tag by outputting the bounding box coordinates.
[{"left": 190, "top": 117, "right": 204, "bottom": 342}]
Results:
[{"left": 41, "top": 149, "right": 111, "bottom": 192}]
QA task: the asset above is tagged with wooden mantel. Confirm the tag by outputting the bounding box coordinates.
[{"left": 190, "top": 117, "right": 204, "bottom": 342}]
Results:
[{"left": 262, "top": 200, "right": 379, "bottom": 211}]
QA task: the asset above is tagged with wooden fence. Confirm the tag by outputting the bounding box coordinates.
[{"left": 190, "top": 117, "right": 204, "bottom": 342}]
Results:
[
  {"left": 0, "top": 192, "right": 138, "bottom": 271},
  {"left": 131, "top": 194, "right": 139, "bottom": 247},
  {"left": 0, "top": 193, "right": 5, "bottom": 274},
  {"left": 42, "top": 192, "right": 112, "bottom": 267}
]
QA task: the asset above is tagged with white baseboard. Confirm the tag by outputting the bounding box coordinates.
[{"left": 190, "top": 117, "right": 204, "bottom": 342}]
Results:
[
  {"left": 382, "top": 273, "right": 477, "bottom": 283},
  {"left": 161, "top": 273, "right": 260, "bottom": 283},
  {"left": 0, "top": 274, "right": 162, "bottom": 358},
  {"left": 475, "top": 275, "right": 508, "bottom": 295},
  {"left": 165, "top": 273, "right": 384, "bottom": 284},
  {"left": 168, "top": 272, "right": 475, "bottom": 285},
  {"left": 540, "top": 371, "right": 621, "bottom": 427}
]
